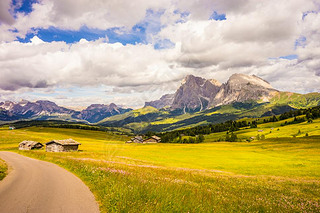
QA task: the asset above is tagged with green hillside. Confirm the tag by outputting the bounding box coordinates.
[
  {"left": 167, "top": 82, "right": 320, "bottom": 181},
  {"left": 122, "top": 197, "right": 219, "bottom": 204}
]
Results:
[
  {"left": 205, "top": 116, "right": 320, "bottom": 142},
  {"left": 271, "top": 92, "right": 320, "bottom": 108},
  {"left": 99, "top": 92, "right": 320, "bottom": 133}
]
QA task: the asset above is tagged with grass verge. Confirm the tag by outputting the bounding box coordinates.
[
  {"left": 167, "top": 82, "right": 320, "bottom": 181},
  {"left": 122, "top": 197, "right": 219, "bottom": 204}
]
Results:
[{"left": 0, "top": 158, "right": 7, "bottom": 181}]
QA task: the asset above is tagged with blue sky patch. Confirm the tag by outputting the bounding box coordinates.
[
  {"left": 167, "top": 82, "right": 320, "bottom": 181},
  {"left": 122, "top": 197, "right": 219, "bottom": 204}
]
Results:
[
  {"left": 279, "top": 54, "right": 298, "bottom": 60},
  {"left": 11, "top": 0, "right": 38, "bottom": 15},
  {"left": 209, "top": 11, "right": 226, "bottom": 21},
  {"left": 15, "top": 8, "right": 167, "bottom": 46},
  {"left": 269, "top": 54, "right": 298, "bottom": 60},
  {"left": 295, "top": 36, "right": 306, "bottom": 48},
  {"left": 133, "top": 9, "right": 165, "bottom": 42},
  {"left": 174, "top": 10, "right": 190, "bottom": 23},
  {"left": 17, "top": 26, "right": 147, "bottom": 45},
  {"left": 154, "top": 39, "right": 175, "bottom": 49}
]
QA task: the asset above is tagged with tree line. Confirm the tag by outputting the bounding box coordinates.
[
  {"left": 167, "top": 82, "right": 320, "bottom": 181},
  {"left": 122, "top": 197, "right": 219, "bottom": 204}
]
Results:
[{"left": 158, "top": 105, "right": 320, "bottom": 143}]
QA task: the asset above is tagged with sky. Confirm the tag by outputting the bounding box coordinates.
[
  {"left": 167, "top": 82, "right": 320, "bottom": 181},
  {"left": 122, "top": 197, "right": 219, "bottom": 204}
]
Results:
[{"left": 0, "top": 0, "right": 320, "bottom": 108}]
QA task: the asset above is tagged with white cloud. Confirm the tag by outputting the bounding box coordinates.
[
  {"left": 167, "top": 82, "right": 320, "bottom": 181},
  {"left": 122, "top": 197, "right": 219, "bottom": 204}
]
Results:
[
  {"left": 297, "top": 11, "right": 320, "bottom": 77},
  {"left": 0, "top": 0, "right": 319, "bottom": 107},
  {"left": 0, "top": 0, "right": 15, "bottom": 25},
  {"left": 0, "top": 36, "right": 184, "bottom": 91}
]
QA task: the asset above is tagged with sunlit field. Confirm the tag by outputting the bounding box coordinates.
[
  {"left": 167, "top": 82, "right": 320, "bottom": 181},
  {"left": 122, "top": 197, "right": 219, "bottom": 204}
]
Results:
[
  {"left": 0, "top": 158, "right": 7, "bottom": 181},
  {"left": 0, "top": 124, "right": 320, "bottom": 212}
]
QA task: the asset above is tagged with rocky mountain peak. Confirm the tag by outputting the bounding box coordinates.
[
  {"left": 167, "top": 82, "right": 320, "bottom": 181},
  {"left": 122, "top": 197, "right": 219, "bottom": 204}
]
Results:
[
  {"left": 86, "top": 103, "right": 118, "bottom": 110},
  {"left": 227, "top": 73, "right": 273, "bottom": 90},
  {"left": 35, "top": 100, "right": 59, "bottom": 107},
  {"left": 109, "top": 103, "right": 117, "bottom": 109},
  {"left": 0, "top": 101, "right": 15, "bottom": 110},
  {"left": 77, "top": 103, "right": 131, "bottom": 123},
  {"left": 0, "top": 100, "right": 131, "bottom": 123},
  {"left": 17, "top": 99, "right": 29, "bottom": 106},
  {"left": 208, "top": 79, "right": 222, "bottom": 87},
  {"left": 171, "top": 75, "right": 221, "bottom": 112},
  {"left": 144, "top": 94, "right": 175, "bottom": 109},
  {"left": 212, "top": 73, "right": 277, "bottom": 107},
  {"left": 146, "top": 73, "right": 279, "bottom": 112},
  {"left": 181, "top": 75, "right": 206, "bottom": 86}
]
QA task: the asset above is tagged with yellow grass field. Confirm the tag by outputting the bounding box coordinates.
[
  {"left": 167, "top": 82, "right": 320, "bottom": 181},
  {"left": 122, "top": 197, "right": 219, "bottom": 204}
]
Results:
[{"left": 0, "top": 122, "right": 320, "bottom": 212}]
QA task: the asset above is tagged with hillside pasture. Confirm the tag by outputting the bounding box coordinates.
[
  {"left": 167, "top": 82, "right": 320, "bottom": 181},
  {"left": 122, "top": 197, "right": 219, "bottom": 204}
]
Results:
[{"left": 0, "top": 126, "right": 320, "bottom": 212}]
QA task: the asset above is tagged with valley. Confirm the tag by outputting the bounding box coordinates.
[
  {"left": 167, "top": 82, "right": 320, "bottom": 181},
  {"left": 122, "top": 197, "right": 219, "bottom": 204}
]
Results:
[{"left": 1, "top": 74, "right": 320, "bottom": 134}]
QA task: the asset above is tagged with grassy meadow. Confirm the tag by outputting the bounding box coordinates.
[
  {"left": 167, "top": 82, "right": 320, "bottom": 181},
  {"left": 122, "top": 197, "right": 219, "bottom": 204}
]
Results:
[
  {"left": 0, "top": 121, "right": 320, "bottom": 212},
  {"left": 0, "top": 157, "right": 7, "bottom": 181}
]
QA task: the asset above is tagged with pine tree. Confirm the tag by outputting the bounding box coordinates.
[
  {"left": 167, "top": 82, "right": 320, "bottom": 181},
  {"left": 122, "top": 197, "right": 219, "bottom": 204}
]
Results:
[
  {"left": 230, "top": 132, "right": 237, "bottom": 142},
  {"left": 225, "top": 132, "right": 230, "bottom": 141}
]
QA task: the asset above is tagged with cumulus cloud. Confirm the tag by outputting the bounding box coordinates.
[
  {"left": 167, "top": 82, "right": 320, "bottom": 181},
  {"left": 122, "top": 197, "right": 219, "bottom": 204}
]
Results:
[
  {"left": 160, "top": 0, "right": 316, "bottom": 69},
  {"left": 0, "top": 0, "right": 319, "bottom": 107},
  {"left": 0, "top": 36, "right": 185, "bottom": 91},
  {"left": 0, "top": 0, "right": 173, "bottom": 40},
  {"left": 296, "top": 11, "right": 320, "bottom": 77},
  {"left": 0, "top": 0, "right": 15, "bottom": 25}
]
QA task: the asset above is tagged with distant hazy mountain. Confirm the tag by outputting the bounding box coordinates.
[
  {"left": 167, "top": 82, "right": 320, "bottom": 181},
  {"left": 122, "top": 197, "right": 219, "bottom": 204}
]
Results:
[
  {"left": 144, "top": 94, "right": 174, "bottom": 109},
  {"left": 0, "top": 100, "right": 131, "bottom": 123},
  {"left": 74, "top": 103, "right": 132, "bottom": 123},
  {"left": 0, "top": 100, "right": 74, "bottom": 120}
]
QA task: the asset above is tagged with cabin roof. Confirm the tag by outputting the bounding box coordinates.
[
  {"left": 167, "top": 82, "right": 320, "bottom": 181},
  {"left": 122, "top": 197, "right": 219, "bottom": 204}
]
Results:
[
  {"left": 131, "top": 136, "right": 143, "bottom": 141},
  {"left": 45, "top": 139, "right": 81, "bottom": 146},
  {"left": 151, "top": 135, "right": 161, "bottom": 140},
  {"left": 19, "top": 141, "right": 43, "bottom": 147}
]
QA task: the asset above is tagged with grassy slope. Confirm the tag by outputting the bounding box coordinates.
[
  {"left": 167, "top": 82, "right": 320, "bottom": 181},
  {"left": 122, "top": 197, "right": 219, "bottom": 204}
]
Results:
[
  {"left": 98, "top": 106, "right": 164, "bottom": 123},
  {"left": 0, "top": 124, "right": 320, "bottom": 212},
  {"left": 98, "top": 92, "right": 320, "bottom": 133},
  {"left": 0, "top": 158, "right": 7, "bottom": 181},
  {"left": 271, "top": 92, "right": 320, "bottom": 108},
  {"left": 205, "top": 116, "right": 320, "bottom": 142}
]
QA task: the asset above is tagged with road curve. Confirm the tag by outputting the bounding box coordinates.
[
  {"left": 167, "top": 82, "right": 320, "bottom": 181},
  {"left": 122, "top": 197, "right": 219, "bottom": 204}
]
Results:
[{"left": 0, "top": 151, "right": 100, "bottom": 213}]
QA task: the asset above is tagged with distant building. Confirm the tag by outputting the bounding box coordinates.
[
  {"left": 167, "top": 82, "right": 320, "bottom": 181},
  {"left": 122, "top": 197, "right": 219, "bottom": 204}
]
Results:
[
  {"left": 19, "top": 141, "right": 43, "bottom": 150},
  {"left": 126, "top": 135, "right": 161, "bottom": 144},
  {"left": 144, "top": 136, "right": 161, "bottom": 143},
  {"left": 45, "top": 139, "right": 81, "bottom": 152},
  {"left": 258, "top": 129, "right": 264, "bottom": 132},
  {"left": 9, "top": 126, "right": 15, "bottom": 130},
  {"left": 126, "top": 136, "right": 144, "bottom": 143}
]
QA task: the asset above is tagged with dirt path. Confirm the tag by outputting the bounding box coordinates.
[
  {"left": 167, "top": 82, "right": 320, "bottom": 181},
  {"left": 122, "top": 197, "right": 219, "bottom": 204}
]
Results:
[{"left": 0, "top": 151, "right": 100, "bottom": 213}]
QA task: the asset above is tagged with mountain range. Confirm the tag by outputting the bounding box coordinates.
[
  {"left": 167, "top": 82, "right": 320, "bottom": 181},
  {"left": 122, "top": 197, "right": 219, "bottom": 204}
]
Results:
[
  {"left": 0, "top": 100, "right": 131, "bottom": 123},
  {"left": 145, "top": 74, "right": 279, "bottom": 112},
  {"left": 100, "top": 73, "right": 320, "bottom": 132},
  {"left": 1, "top": 73, "right": 320, "bottom": 133}
]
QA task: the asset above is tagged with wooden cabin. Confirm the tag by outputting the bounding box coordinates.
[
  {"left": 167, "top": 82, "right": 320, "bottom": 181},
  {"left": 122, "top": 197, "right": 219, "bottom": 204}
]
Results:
[
  {"left": 126, "top": 135, "right": 161, "bottom": 144},
  {"left": 19, "top": 141, "right": 43, "bottom": 150},
  {"left": 143, "top": 136, "right": 161, "bottom": 143},
  {"left": 127, "top": 136, "right": 144, "bottom": 143},
  {"left": 45, "top": 139, "right": 81, "bottom": 152},
  {"left": 151, "top": 135, "right": 161, "bottom": 142}
]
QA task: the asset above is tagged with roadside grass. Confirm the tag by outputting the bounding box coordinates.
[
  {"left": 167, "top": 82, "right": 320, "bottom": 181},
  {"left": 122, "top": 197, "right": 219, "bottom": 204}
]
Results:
[
  {"left": 13, "top": 150, "right": 320, "bottom": 212},
  {"left": 0, "top": 126, "right": 320, "bottom": 212},
  {"left": 0, "top": 158, "right": 7, "bottom": 181}
]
